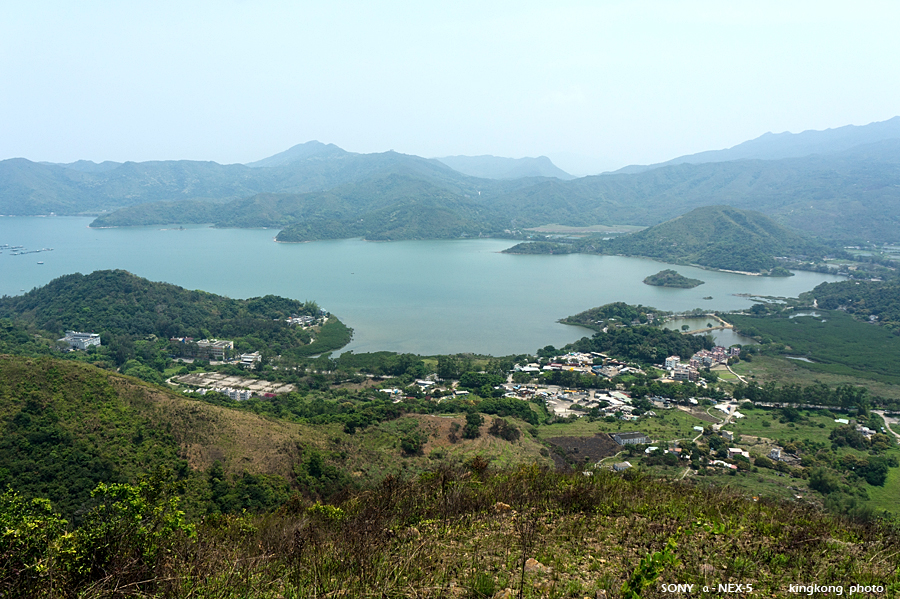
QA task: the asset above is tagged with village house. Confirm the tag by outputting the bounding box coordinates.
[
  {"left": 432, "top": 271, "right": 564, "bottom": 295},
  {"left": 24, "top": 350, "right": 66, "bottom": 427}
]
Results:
[{"left": 728, "top": 448, "right": 750, "bottom": 460}]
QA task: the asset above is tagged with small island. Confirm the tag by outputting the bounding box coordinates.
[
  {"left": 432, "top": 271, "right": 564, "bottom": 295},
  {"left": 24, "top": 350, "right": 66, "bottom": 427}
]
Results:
[{"left": 643, "top": 269, "right": 704, "bottom": 288}]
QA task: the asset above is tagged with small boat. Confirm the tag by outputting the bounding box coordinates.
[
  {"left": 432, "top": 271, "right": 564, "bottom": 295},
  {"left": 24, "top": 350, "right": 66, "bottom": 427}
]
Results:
[{"left": 37, "top": 261, "right": 44, "bottom": 265}]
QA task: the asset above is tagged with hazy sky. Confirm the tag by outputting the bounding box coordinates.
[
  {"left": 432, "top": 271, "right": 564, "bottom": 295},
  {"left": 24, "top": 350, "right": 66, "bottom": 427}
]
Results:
[{"left": 2, "top": 1, "right": 898, "bottom": 174}]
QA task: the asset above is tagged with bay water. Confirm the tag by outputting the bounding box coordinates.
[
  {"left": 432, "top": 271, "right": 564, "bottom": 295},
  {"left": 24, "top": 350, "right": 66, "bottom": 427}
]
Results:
[{"left": 0, "top": 217, "right": 843, "bottom": 356}]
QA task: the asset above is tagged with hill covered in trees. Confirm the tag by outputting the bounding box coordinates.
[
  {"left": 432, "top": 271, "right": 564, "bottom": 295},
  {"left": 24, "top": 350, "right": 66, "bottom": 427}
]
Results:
[
  {"left": 643, "top": 269, "right": 704, "bottom": 288},
  {"left": 805, "top": 279, "right": 900, "bottom": 329},
  {"left": 0, "top": 270, "right": 351, "bottom": 366},
  {"left": 505, "top": 206, "right": 837, "bottom": 274}
]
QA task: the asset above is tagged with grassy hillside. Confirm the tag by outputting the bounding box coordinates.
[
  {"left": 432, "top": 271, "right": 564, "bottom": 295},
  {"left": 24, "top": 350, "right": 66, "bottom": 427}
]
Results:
[
  {"left": 0, "top": 355, "right": 552, "bottom": 517},
  {"left": 0, "top": 356, "right": 311, "bottom": 518},
  {"left": 5, "top": 462, "right": 899, "bottom": 598}
]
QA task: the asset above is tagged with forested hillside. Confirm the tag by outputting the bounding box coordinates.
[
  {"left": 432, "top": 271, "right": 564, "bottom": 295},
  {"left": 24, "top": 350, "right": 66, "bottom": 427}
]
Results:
[
  {"left": 806, "top": 280, "right": 900, "bottom": 328},
  {"left": 0, "top": 357, "right": 304, "bottom": 518},
  {"left": 0, "top": 270, "right": 350, "bottom": 365}
]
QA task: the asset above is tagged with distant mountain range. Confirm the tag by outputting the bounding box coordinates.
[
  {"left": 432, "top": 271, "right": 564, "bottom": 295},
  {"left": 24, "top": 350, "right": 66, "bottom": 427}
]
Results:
[
  {"left": 4, "top": 117, "right": 900, "bottom": 244},
  {"left": 434, "top": 155, "right": 574, "bottom": 180},
  {"left": 614, "top": 116, "right": 900, "bottom": 174}
]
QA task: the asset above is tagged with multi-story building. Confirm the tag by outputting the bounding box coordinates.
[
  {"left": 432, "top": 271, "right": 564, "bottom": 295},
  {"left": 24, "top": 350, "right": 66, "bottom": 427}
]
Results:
[
  {"left": 196, "top": 339, "right": 234, "bottom": 360},
  {"left": 60, "top": 330, "right": 101, "bottom": 350},
  {"left": 240, "top": 352, "right": 261, "bottom": 368}
]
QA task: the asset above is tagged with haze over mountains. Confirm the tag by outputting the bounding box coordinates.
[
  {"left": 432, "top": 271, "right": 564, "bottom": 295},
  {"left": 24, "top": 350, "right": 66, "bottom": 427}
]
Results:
[
  {"left": 3, "top": 117, "right": 900, "bottom": 244},
  {"left": 434, "top": 154, "right": 574, "bottom": 180},
  {"left": 614, "top": 116, "right": 900, "bottom": 174}
]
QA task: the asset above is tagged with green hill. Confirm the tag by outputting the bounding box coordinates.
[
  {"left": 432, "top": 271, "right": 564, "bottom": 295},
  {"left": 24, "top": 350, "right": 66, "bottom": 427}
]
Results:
[
  {"left": 0, "top": 356, "right": 310, "bottom": 518},
  {"left": 508, "top": 206, "right": 836, "bottom": 273},
  {"left": 597, "top": 205, "right": 833, "bottom": 273},
  {"left": 643, "top": 269, "right": 704, "bottom": 288},
  {"left": 0, "top": 270, "right": 350, "bottom": 365},
  {"left": 490, "top": 142, "right": 900, "bottom": 242},
  {"left": 94, "top": 173, "right": 507, "bottom": 240}
]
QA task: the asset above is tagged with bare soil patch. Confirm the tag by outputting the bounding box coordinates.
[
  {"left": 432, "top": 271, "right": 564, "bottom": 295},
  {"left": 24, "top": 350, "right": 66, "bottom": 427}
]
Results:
[
  {"left": 546, "top": 434, "right": 620, "bottom": 470},
  {"left": 677, "top": 405, "right": 720, "bottom": 423}
]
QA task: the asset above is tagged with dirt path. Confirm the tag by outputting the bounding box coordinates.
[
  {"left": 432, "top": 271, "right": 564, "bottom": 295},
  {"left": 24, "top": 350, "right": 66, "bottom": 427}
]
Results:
[
  {"left": 725, "top": 363, "right": 748, "bottom": 384},
  {"left": 873, "top": 410, "right": 900, "bottom": 443}
]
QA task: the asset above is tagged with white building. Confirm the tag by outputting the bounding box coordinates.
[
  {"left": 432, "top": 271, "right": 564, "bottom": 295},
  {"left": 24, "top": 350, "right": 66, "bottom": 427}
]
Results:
[
  {"left": 240, "top": 352, "right": 261, "bottom": 368},
  {"left": 665, "top": 356, "right": 681, "bottom": 370},
  {"left": 214, "top": 387, "right": 252, "bottom": 401},
  {"left": 196, "top": 339, "right": 234, "bottom": 360},
  {"left": 60, "top": 330, "right": 101, "bottom": 350}
]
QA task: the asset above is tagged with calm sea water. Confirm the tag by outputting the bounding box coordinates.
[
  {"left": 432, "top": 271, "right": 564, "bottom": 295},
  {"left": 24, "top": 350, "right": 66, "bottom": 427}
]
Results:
[{"left": 0, "top": 217, "right": 843, "bottom": 356}]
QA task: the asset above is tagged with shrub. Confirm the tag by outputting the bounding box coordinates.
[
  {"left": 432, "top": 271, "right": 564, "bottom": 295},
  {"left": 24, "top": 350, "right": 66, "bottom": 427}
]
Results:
[
  {"left": 488, "top": 418, "right": 521, "bottom": 442},
  {"left": 463, "top": 412, "right": 484, "bottom": 439},
  {"left": 0, "top": 490, "right": 67, "bottom": 596},
  {"left": 58, "top": 470, "right": 195, "bottom": 588}
]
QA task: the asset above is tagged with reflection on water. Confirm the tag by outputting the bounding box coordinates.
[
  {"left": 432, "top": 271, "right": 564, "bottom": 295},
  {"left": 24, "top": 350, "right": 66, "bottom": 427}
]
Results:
[{"left": 662, "top": 317, "right": 757, "bottom": 346}]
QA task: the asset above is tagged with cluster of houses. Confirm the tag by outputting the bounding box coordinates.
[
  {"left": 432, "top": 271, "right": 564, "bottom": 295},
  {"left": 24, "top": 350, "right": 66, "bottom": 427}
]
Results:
[
  {"left": 285, "top": 314, "right": 317, "bottom": 326},
  {"left": 663, "top": 345, "right": 741, "bottom": 382},
  {"left": 606, "top": 426, "right": 764, "bottom": 474},
  {"left": 515, "top": 352, "right": 645, "bottom": 379},
  {"left": 502, "top": 381, "right": 643, "bottom": 419}
]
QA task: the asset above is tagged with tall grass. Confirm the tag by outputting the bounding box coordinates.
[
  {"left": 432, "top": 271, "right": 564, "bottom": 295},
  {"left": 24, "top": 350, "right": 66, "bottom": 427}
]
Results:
[{"left": 5, "top": 464, "right": 900, "bottom": 598}]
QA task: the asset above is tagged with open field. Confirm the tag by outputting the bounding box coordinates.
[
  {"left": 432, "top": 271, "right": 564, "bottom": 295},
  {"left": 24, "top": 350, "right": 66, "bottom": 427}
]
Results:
[
  {"left": 697, "top": 469, "right": 810, "bottom": 503},
  {"left": 539, "top": 408, "right": 710, "bottom": 446},
  {"left": 730, "top": 354, "right": 900, "bottom": 400},
  {"left": 727, "top": 311, "right": 900, "bottom": 385},
  {"left": 525, "top": 223, "right": 646, "bottom": 234},
  {"left": 867, "top": 449, "right": 900, "bottom": 512},
  {"left": 728, "top": 407, "right": 841, "bottom": 447}
]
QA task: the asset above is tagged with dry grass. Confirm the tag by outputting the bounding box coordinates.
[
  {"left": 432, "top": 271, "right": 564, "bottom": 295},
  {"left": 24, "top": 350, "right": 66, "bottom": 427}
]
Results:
[
  {"left": 110, "top": 376, "right": 319, "bottom": 477},
  {"left": 25, "top": 465, "right": 898, "bottom": 598}
]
